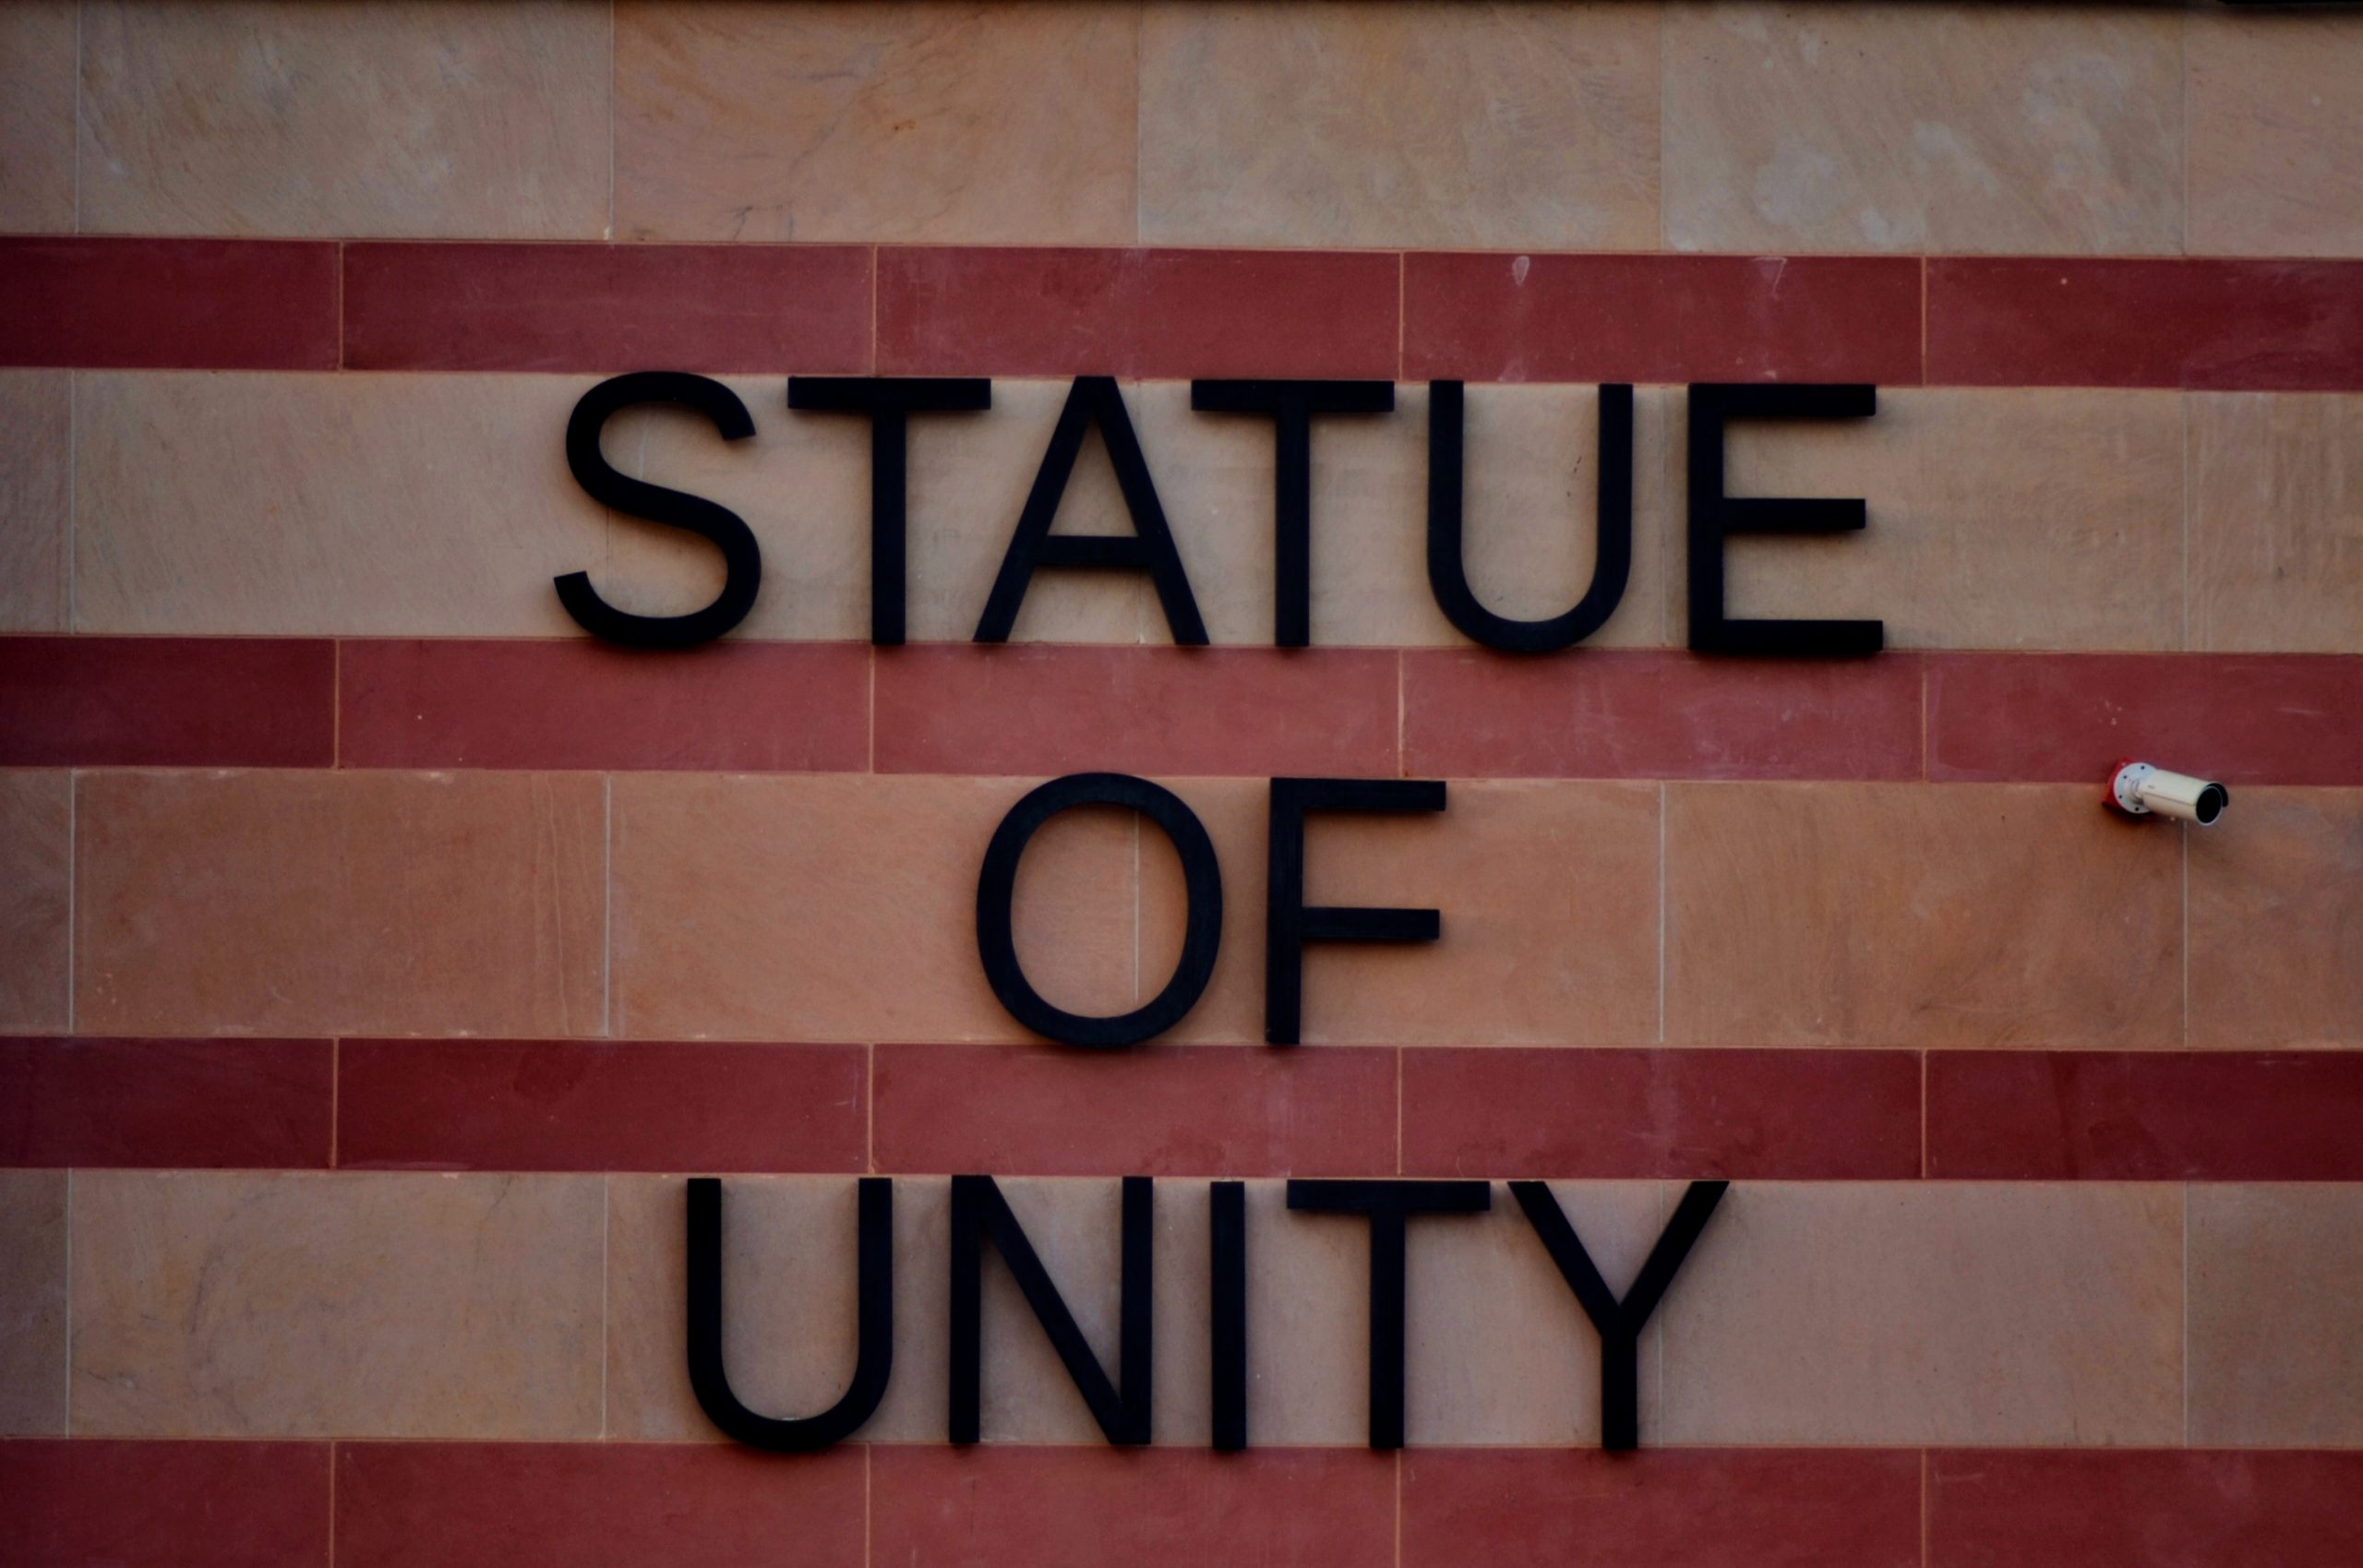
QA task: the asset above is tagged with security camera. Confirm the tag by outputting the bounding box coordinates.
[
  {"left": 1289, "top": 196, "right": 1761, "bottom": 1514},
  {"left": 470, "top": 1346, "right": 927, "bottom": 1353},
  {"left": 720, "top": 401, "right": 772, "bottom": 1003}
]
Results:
[{"left": 2106, "top": 760, "right": 2229, "bottom": 827}]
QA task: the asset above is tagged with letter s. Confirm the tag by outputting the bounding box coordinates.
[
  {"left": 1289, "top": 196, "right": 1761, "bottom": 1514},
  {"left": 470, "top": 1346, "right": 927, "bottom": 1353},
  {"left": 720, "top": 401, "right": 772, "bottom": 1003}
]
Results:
[{"left": 558, "top": 371, "right": 761, "bottom": 648}]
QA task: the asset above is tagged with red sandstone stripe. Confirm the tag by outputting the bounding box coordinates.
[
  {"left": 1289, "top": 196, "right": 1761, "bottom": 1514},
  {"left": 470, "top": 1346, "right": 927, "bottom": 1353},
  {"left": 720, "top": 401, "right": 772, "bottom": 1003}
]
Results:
[
  {"left": 336, "top": 639, "right": 870, "bottom": 771},
  {"left": 0, "top": 1440, "right": 330, "bottom": 1568},
  {"left": 0, "top": 237, "right": 339, "bottom": 369},
  {"left": 1403, "top": 649, "right": 1923, "bottom": 781},
  {"left": 1929, "top": 1450, "right": 2363, "bottom": 1567},
  {"left": 335, "top": 1038, "right": 867, "bottom": 1172},
  {"left": 342, "top": 242, "right": 872, "bottom": 373},
  {"left": 873, "top": 1042, "right": 1397, "bottom": 1177},
  {"left": 1927, "top": 653, "right": 2363, "bottom": 785},
  {"left": 1926, "top": 1050, "right": 2363, "bottom": 1180},
  {"left": 1400, "top": 1047, "right": 1922, "bottom": 1180},
  {"left": 876, "top": 246, "right": 1400, "bottom": 378},
  {"left": 336, "top": 1442, "right": 863, "bottom": 1568},
  {"left": 872, "top": 644, "right": 1400, "bottom": 777},
  {"left": 871, "top": 1446, "right": 1396, "bottom": 1568},
  {"left": 0, "top": 636, "right": 334, "bottom": 767},
  {"left": 1400, "top": 1448, "right": 1922, "bottom": 1568},
  {"left": 1927, "top": 258, "right": 2363, "bottom": 389},
  {"left": 0, "top": 1037, "right": 332, "bottom": 1168},
  {"left": 1404, "top": 252, "right": 1924, "bottom": 385}
]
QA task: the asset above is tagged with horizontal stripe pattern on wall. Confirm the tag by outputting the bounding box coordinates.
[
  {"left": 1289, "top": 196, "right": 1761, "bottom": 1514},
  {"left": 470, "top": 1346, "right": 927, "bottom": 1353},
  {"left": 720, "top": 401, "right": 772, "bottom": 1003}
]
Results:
[
  {"left": 4, "top": 1173, "right": 2358, "bottom": 1446},
  {"left": 4, "top": 771, "right": 2350, "bottom": 1046},
  {"left": 8, "top": 238, "right": 2363, "bottom": 386},
  {"left": 6, "top": 1441, "right": 2361, "bottom": 1568},
  {"left": 14, "top": 376, "right": 2359, "bottom": 652},
  {"left": 10, "top": 1040, "right": 2363, "bottom": 1181},
  {"left": 12, "top": 4, "right": 2361, "bottom": 258},
  {"left": 10, "top": 640, "right": 2363, "bottom": 784}
]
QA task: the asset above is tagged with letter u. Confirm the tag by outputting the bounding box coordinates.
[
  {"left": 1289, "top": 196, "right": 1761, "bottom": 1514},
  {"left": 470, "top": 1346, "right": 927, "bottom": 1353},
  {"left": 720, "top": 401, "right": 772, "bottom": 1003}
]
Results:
[{"left": 686, "top": 1177, "right": 894, "bottom": 1450}]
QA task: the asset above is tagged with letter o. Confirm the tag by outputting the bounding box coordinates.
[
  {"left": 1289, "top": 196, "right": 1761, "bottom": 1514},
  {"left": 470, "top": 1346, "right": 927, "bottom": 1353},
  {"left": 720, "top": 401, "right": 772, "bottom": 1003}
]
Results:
[{"left": 976, "top": 772, "right": 1223, "bottom": 1048}]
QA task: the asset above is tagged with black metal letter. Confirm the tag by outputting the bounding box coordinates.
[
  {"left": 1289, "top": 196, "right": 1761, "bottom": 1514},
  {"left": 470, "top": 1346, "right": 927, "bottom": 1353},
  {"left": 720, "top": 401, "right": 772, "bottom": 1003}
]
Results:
[
  {"left": 978, "top": 772, "right": 1222, "bottom": 1048},
  {"left": 950, "top": 1175, "right": 1154, "bottom": 1446},
  {"left": 1286, "top": 1179, "right": 1491, "bottom": 1449},
  {"left": 558, "top": 372, "right": 762, "bottom": 648},
  {"left": 975, "top": 377, "right": 1206, "bottom": 644},
  {"left": 786, "top": 377, "right": 993, "bottom": 645},
  {"left": 686, "top": 1177, "right": 893, "bottom": 1451},
  {"left": 1191, "top": 379, "right": 1396, "bottom": 647},
  {"left": 1426, "top": 381, "right": 1634, "bottom": 652},
  {"left": 1265, "top": 778, "right": 1445, "bottom": 1046},
  {"left": 1210, "top": 1179, "right": 1248, "bottom": 1452},
  {"left": 1509, "top": 1179, "right": 1728, "bottom": 1452},
  {"left": 1686, "top": 383, "right": 1881, "bottom": 656}
]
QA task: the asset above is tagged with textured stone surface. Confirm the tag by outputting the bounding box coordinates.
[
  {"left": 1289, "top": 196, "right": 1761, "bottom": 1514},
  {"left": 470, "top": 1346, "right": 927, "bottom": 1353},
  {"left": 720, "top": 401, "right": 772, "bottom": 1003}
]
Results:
[
  {"left": 2191, "top": 394, "right": 2363, "bottom": 653},
  {"left": 1662, "top": 3, "right": 2182, "bottom": 254},
  {"left": 76, "top": 771, "right": 606, "bottom": 1038},
  {"left": 1666, "top": 784, "right": 2183, "bottom": 1047},
  {"left": 0, "top": 372, "right": 68, "bottom": 632},
  {"left": 79, "top": 0, "right": 609, "bottom": 237},
  {"left": 1662, "top": 1182, "right": 2184, "bottom": 1444},
  {"left": 610, "top": 774, "right": 1135, "bottom": 1041},
  {"left": 0, "top": 3, "right": 73, "bottom": 232},
  {"left": 2189, "top": 789, "right": 2363, "bottom": 1049},
  {"left": 0, "top": 1170, "right": 66, "bottom": 1434},
  {"left": 2189, "top": 11, "right": 2363, "bottom": 257},
  {"left": 74, "top": 374, "right": 614, "bottom": 636},
  {"left": 614, "top": 1, "right": 1135, "bottom": 244},
  {"left": 0, "top": 772, "right": 70, "bottom": 1035},
  {"left": 1139, "top": 2, "right": 1660, "bottom": 248},
  {"left": 70, "top": 1170, "right": 605, "bottom": 1437},
  {"left": 2189, "top": 1184, "right": 2363, "bottom": 1445}
]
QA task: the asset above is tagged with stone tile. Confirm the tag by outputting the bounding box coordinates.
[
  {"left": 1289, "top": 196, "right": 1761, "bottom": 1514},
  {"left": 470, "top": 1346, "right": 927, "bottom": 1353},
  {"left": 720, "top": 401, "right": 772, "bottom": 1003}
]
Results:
[
  {"left": 1, "top": 1442, "right": 330, "bottom": 1568},
  {"left": 78, "top": 0, "right": 608, "bottom": 238},
  {"left": 1670, "top": 388, "right": 2186, "bottom": 652},
  {"left": 0, "top": 1170, "right": 66, "bottom": 1434},
  {"left": 1405, "top": 1450, "right": 1922, "bottom": 1568},
  {"left": 873, "top": 1042, "right": 1399, "bottom": 1179},
  {"left": 74, "top": 374, "right": 614, "bottom": 637},
  {"left": 338, "top": 1443, "right": 863, "bottom": 1568},
  {"left": 2189, "top": 1185, "right": 2363, "bottom": 1446},
  {"left": 613, "top": 1, "right": 1135, "bottom": 245},
  {"left": 70, "top": 1170, "right": 604, "bottom": 1438},
  {"left": 0, "top": 771, "right": 70, "bottom": 1034},
  {"left": 1666, "top": 784, "right": 2183, "bottom": 1048},
  {"left": 2189, "top": 12, "right": 2363, "bottom": 257},
  {"left": 1405, "top": 1181, "right": 1663, "bottom": 1445},
  {"left": 873, "top": 1446, "right": 1397, "bottom": 1568},
  {"left": 1661, "top": 1182, "right": 2184, "bottom": 1445},
  {"left": 1930, "top": 1450, "right": 2363, "bottom": 1568},
  {"left": 1927, "top": 258, "right": 2363, "bottom": 392},
  {"left": 1662, "top": 3, "right": 2183, "bottom": 254},
  {"left": 1152, "top": 779, "right": 1661, "bottom": 1047},
  {"left": 1139, "top": 2, "right": 1659, "bottom": 248},
  {"left": 2191, "top": 394, "right": 2363, "bottom": 653},
  {"left": 76, "top": 771, "right": 605, "bottom": 1038},
  {"left": 0, "top": 3, "right": 74, "bottom": 232},
  {"left": 0, "top": 372, "right": 68, "bottom": 632},
  {"left": 2189, "top": 789, "right": 2363, "bottom": 1048},
  {"left": 0, "top": 1037, "right": 334, "bottom": 1170},
  {"left": 610, "top": 774, "right": 1134, "bottom": 1043}
]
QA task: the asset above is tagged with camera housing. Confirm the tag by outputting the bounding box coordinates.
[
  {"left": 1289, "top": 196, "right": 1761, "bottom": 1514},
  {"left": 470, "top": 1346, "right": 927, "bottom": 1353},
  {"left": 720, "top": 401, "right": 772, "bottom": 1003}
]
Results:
[{"left": 2107, "top": 760, "right": 2229, "bottom": 826}]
